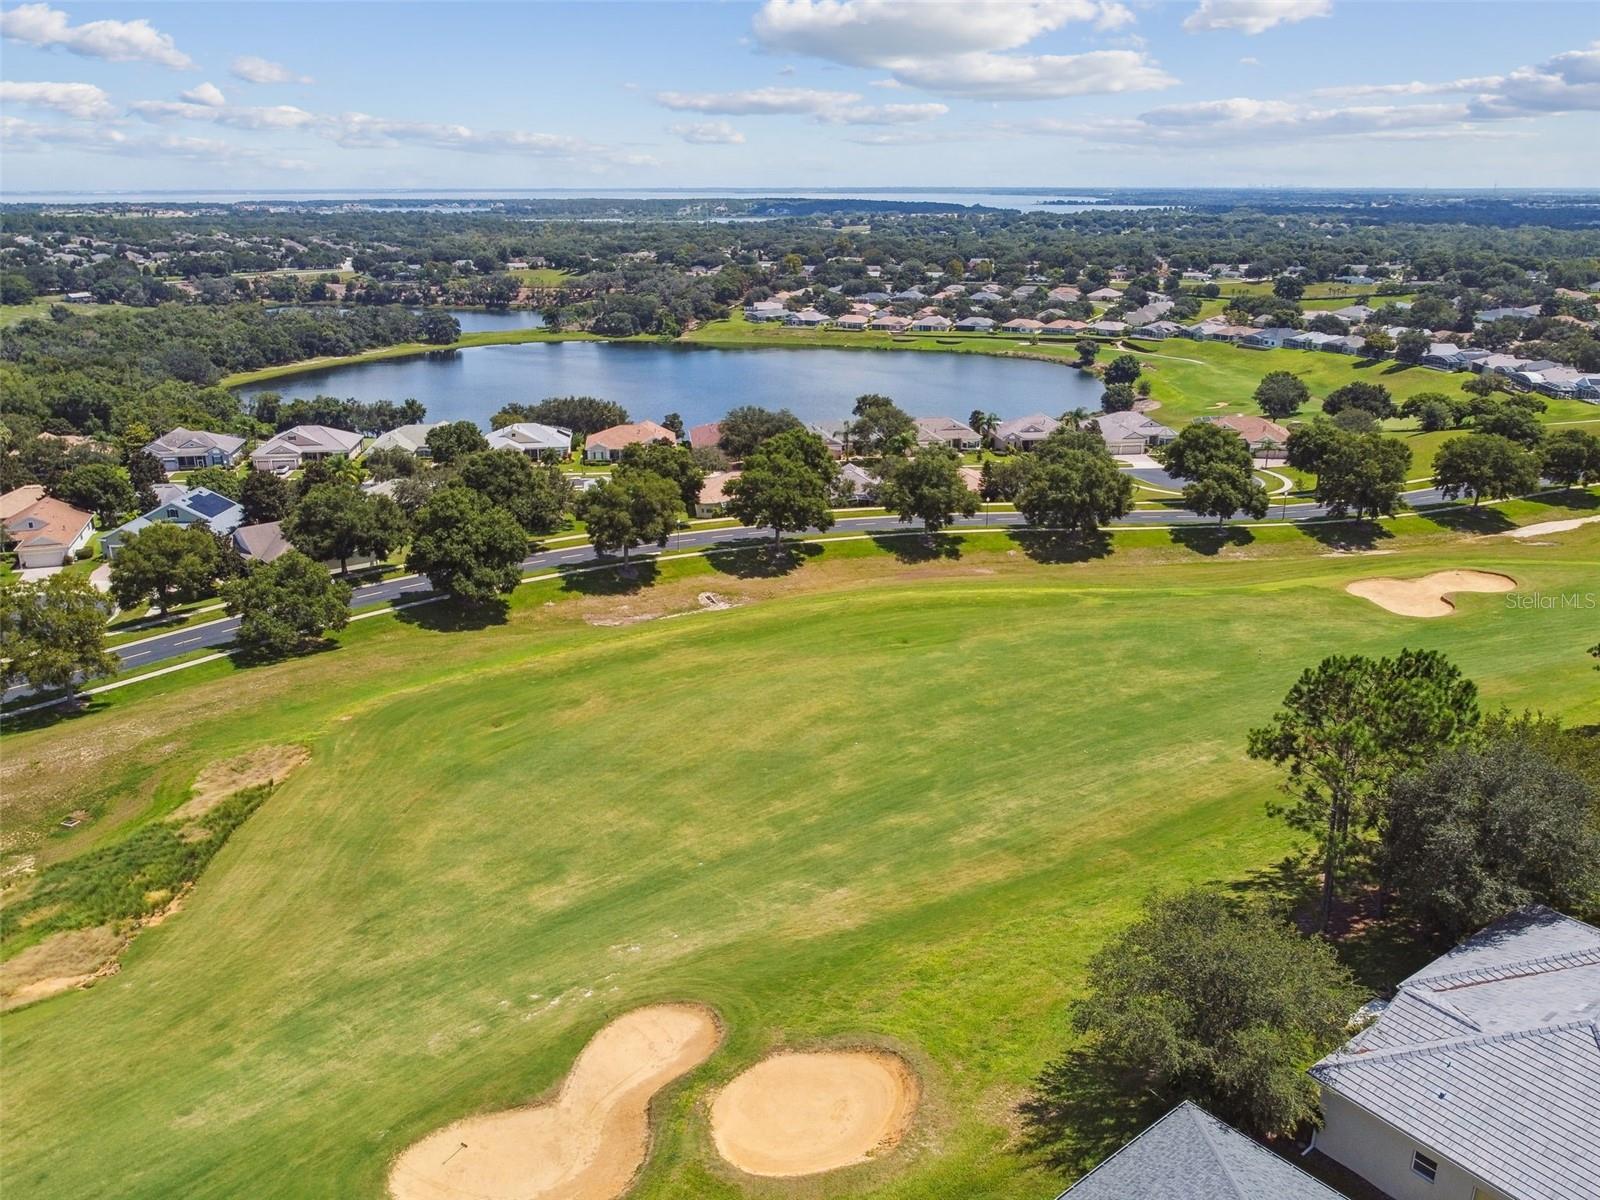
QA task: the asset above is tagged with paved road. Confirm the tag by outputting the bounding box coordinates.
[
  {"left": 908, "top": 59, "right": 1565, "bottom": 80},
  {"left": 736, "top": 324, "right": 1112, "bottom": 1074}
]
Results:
[{"left": 3, "top": 487, "right": 1460, "bottom": 706}]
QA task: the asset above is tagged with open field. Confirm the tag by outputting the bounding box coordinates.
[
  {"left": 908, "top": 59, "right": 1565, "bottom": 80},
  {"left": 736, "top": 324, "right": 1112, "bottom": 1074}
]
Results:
[
  {"left": 510, "top": 267, "right": 573, "bottom": 287},
  {"left": 0, "top": 297, "right": 117, "bottom": 326},
  {"left": 3, "top": 512, "right": 1597, "bottom": 1200}
]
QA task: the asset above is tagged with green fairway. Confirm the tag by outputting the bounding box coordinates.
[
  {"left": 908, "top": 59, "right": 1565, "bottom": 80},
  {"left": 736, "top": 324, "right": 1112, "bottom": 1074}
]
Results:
[{"left": 3, "top": 519, "right": 1597, "bottom": 1200}]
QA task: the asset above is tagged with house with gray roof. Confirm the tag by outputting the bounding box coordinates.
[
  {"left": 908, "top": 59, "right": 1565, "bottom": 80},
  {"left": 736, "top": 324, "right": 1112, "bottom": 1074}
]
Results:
[
  {"left": 145, "top": 427, "right": 247, "bottom": 472},
  {"left": 913, "top": 416, "right": 981, "bottom": 450},
  {"left": 366, "top": 421, "right": 445, "bottom": 457},
  {"left": 1310, "top": 906, "right": 1600, "bottom": 1200},
  {"left": 995, "top": 413, "right": 1060, "bottom": 452},
  {"left": 101, "top": 487, "right": 245, "bottom": 559},
  {"left": 1057, "top": 1101, "right": 1347, "bottom": 1200},
  {"left": 251, "top": 425, "right": 364, "bottom": 473},
  {"left": 485, "top": 422, "right": 573, "bottom": 459},
  {"left": 1094, "top": 410, "right": 1177, "bottom": 455}
]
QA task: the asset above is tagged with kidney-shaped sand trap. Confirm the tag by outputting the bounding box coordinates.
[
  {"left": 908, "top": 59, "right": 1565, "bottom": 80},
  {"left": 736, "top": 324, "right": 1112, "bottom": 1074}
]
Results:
[
  {"left": 710, "top": 1050, "right": 918, "bottom": 1177},
  {"left": 1345, "top": 569, "right": 1516, "bottom": 618},
  {"left": 389, "top": 1003, "right": 720, "bottom": 1200}
]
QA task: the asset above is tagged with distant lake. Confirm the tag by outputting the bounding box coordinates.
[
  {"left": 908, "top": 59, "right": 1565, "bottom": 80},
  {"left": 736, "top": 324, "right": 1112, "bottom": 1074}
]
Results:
[
  {"left": 446, "top": 309, "right": 545, "bottom": 332},
  {"left": 235, "top": 341, "right": 1104, "bottom": 428}
]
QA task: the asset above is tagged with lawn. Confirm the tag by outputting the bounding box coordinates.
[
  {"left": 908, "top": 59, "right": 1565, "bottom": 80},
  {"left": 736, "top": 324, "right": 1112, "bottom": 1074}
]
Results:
[
  {"left": 510, "top": 267, "right": 572, "bottom": 287},
  {"left": 0, "top": 297, "right": 117, "bottom": 326},
  {"left": 3, "top": 518, "right": 1598, "bottom": 1200}
]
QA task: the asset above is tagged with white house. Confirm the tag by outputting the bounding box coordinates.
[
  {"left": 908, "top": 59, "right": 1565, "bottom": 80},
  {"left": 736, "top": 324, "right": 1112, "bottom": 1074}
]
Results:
[
  {"left": 485, "top": 422, "right": 573, "bottom": 459},
  {"left": 366, "top": 421, "right": 445, "bottom": 457},
  {"left": 1311, "top": 906, "right": 1600, "bottom": 1200},
  {"left": 912, "top": 416, "right": 981, "bottom": 450},
  {"left": 251, "top": 425, "right": 364, "bottom": 473}
]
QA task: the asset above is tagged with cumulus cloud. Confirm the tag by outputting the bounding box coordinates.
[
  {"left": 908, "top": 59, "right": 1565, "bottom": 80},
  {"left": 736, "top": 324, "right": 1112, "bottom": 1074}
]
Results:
[
  {"left": 130, "top": 99, "right": 319, "bottom": 130},
  {"left": 0, "top": 115, "right": 312, "bottom": 169},
  {"left": 179, "top": 81, "right": 228, "bottom": 107},
  {"left": 1183, "top": 0, "right": 1332, "bottom": 35},
  {"left": 748, "top": 0, "right": 1170, "bottom": 100},
  {"left": 656, "top": 86, "right": 861, "bottom": 115},
  {"left": 231, "top": 55, "right": 313, "bottom": 85},
  {"left": 669, "top": 120, "right": 746, "bottom": 144},
  {"left": 0, "top": 79, "right": 115, "bottom": 119},
  {"left": 0, "top": 2, "right": 193, "bottom": 68}
]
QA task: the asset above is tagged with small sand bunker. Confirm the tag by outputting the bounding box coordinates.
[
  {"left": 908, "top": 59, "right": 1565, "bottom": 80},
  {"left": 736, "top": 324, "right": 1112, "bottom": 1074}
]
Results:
[
  {"left": 710, "top": 1050, "right": 918, "bottom": 1177},
  {"left": 1346, "top": 569, "right": 1516, "bottom": 617},
  {"left": 0, "top": 925, "right": 126, "bottom": 1011},
  {"left": 1501, "top": 514, "right": 1600, "bottom": 539},
  {"left": 389, "top": 1003, "right": 720, "bottom": 1200}
]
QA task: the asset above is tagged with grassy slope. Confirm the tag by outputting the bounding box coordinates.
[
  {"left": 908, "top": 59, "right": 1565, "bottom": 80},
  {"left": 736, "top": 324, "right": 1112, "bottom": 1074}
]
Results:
[{"left": 3, "top": 522, "right": 1598, "bottom": 1200}]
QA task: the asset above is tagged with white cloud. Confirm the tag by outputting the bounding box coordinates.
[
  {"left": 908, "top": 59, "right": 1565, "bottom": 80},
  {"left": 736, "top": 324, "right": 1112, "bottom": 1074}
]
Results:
[
  {"left": 1239, "top": 56, "right": 1259, "bottom": 66},
  {"left": 748, "top": 0, "right": 1167, "bottom": 100},
  {"left": 0, "top": 79, "right": 115, "bottom": 119},
  {"left": 893, "top": 50, "right": 1174, "bottom": 99},
  {"left": 1, "top": 115, "right": 312, "bottom": 169},
  {"left": 670, "top": 120, "right": 746, "bottom": 144},
  {"left": 824, "top": 101, "right": 948, "bottom": 124},
  {"left": 1468, "top": 42, "right": 1600, "bottom": 116},
  {"left": 0, "top": 3, "right": 193, "bottom": 69},
  {"left": 130, "top": 100, "right": 319, "bottom": 131},
  {"left": 180, "top": 81, "right": 228, "bottom": 108},
  {"left": 0, "top": 113, "right": 127, "bottom": 148},
  {"left": 320, "top": 112, "right": 659, "bottom": 166},
  {"left": 1183, "top": 0, "right": 1331, "bottom": 35},
  {"left": 655, "top": 86, "right": 861, "bottom": 115},
  {"left": 230, "top": 55, "right": 313, "bottom": 85}
]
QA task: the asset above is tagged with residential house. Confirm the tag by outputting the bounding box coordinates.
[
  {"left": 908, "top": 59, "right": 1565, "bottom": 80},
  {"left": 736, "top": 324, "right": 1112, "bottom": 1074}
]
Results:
[
  {"left": 145, "top": 427, "right": 247, "bottom": 472},
  {"left": 805, "top": 422, "right": 849, "bottom": 457},
  {"left": 251, "top": 425, "right": 364, "bottom": 473},
  {"left": 1473, "top": 305, "right": 1540, "bottom": 324},
  {"left": 688, "top": 422, "right": 722, "bottom": 451},
  {"left": 1311, "top": 906, "right": 1599, "bottom": 1200},
  {"left": 485, "top": 422, "right": 573, "bottom": 459},
  {"left": 1575, "top": 375, "right": 1600, "bottom": 401},
  {"left": 786, "top": 308, "right": 829, "bottom": 326},
  {"left": 1123, "top": 300, "right": 1175, "bottom": 327},
  {"left": 912, "top": 315, "right": 952, "bottom": 332},
  {"left": 1201, "top": 414, "right": 1291, "bottom": 458},
  {"left": 366, "top": 421, "right": 445, "bottom": 457},
  {"left": 913, "top": 416, "right": 981, "bottom": 450},
  {"left": 1205, "top": 324, "right": 1259, "bottom": 343},
  {"left": 1240, "top": 327, "right": 1299, "bottom": 349},
  {"left": 995, "top": 413, "right": 1060, "bottom": 452},
  {"left": 694, "top": 470, "right": 740, "bottom": 518},
  {"left": 1286, "top": 331, "right": 1341, "bottom": 350},
  {"left": 1329, "top": 304, "right": 1374, "bottom": 324},
  {"left": 1139, "top": 320, "right": 1183, "bottom": 339},
  {"left": 1422, "top": 345, "right": 1493, "bottom": 371},
  {"left": 1057, "top": 1102, "right": 1347, "bottom": 1200},
  {"left": 953, "top": 316, "right": 994, "bottom": 332},
  {"left": 744, "top": 300, "right": 788, "bottom": 322},
  {"left": 835, "top": 314, "right": 870, "bottom": 331},
  {"left": 1047, "top": 286, "right": 1082, "bottom": 303},
  {"left": 835, "top": 462, "right": 878, "bottom": 504},
  {"left": 63, "top": 291, "right": 93, "bottom": 303},
  {"left": 1324, "top": 335, "right": 1366, "bottom": 354},
  {"left": 1094, "top": 410, "right": 1176, "bottom": 455},
  {"left": 1518, "top": 366, "right": 1585, "bottom": 397},
  {"left": 0, "top": 485, "right": 46, "bottom": 524},
  {"left": 101, "top": 487, "right": 245, "bottom": 558},
  {"left": 1334, "top": 273, "right": 1376, "bottom": 285},
  {"left": 870, "top": 315, "right": 911, "bottom": 332},
  {"left": 583, "top": 420, "right": 677, "bottom": 463},
  {"left": 232, "top": 520, "right": 291, "bottom": 563},
  {"left": 2, "top": 495, "right": 94, "bottom": 568},
  {"left": 1089, "top": 320, "right": 1128, "bottom": 336},
  {"left": 1002, "top": 318, "right": 1044, "bottom": 334},
  {"left": 1087, "top": 287, "right": 1122, "bottom": 302},
  {"left": 1043, "top": 319, "right": 1088, "bottom": 336}
]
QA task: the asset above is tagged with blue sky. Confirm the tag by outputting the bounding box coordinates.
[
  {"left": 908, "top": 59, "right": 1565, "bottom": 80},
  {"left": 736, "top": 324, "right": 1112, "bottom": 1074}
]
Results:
[{"left": 2, "top": 1, "right": 1597, "bottom": 193}]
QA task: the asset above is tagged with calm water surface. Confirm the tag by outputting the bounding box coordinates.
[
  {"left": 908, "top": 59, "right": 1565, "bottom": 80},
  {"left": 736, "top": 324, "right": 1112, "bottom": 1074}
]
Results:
[{"left": 237, "top": 341, "right": 1105, "bottom": 428}]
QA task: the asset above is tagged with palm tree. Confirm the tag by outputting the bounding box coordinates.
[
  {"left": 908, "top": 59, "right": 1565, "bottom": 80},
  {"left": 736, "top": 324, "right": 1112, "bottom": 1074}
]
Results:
[
  {"left": 1060, "top": 407, "right": 1092, "bottom": 430},
  {"left": 326, "top": 454, "right": 364, "bottom": 486},
  {"left": 974, "top": 411, "right": 1000, "bottom": 450}
]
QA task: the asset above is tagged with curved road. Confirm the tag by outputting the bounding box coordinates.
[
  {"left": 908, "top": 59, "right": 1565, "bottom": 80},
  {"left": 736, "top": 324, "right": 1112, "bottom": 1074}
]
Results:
[{"left": 1, "top": 485, "right": 1465, "bottom": 708}]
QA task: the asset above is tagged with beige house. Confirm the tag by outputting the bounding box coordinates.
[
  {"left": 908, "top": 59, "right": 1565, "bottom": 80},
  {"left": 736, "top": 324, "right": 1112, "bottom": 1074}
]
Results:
[
  {"left": 694, "top": 470, "right": 740, "bottom": 518},
  {"left": 3, "top": 495, "right": 95, "bottom": 568},
  {"left": 583, "top": 420, "right": 677, "bottom": 463}
]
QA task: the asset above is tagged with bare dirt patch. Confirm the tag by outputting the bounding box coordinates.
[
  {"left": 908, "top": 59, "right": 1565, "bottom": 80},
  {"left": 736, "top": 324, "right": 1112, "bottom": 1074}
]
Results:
[
  {"left": 710, "top": 1050, "right": 919, "bottom": 1177},
  {"left": 389, "top": 1002, "right": 721, "bottom": 1200},
  {"left": 0, "top": 925, "right": 126, "bottom": 1011},
  {"left": 1346, "top": 569, "right": 1516, "bottom": 617},
  {"left": 172, "top": 744, "right": 309, "bottom": 822}
]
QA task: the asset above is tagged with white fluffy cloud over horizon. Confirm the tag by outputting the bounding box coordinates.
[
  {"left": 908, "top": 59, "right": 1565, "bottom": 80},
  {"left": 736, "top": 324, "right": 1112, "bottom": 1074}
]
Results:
[
  {"left": 0, "top": 3, "right": 193, "bottom": 69},
  {"left": 0, "top": 79, "right": 115, "bottom": 120},
  {"left": 231, "top": 55, "right": 313, "bottom": 86},
  {"left": 670, "top": 120, "right": 746, "bottom": 144},
  {"left": 749, "top": 0, "right": 1173, "bottom": 99},
  {"left": 1183, "top": 0, "right": 1332, "bottom": 35}
]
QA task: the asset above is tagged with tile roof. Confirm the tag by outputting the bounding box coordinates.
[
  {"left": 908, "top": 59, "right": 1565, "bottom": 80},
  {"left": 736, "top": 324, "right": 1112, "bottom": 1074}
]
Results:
[
  {"left": 1058, "top": 1102, "right": 1348, "bottom": 1200},
  {"left": 585, "top": 420, "right": 676, "bottom": 450},
  {"left": 0, "top": 485, "right": 47, "bottom": 521},
  {"left": 3, "top": 496, "right": 93, "bottom": 549},
  {"left": 1313, "top": 908, "right": 1600, "bottom": 1200}
]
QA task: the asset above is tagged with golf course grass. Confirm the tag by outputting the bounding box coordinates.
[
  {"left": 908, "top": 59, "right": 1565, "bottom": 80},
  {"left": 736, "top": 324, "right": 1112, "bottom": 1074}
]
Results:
[{"left": 3, "top": 517, "right": 1598, "bottom": 1199}]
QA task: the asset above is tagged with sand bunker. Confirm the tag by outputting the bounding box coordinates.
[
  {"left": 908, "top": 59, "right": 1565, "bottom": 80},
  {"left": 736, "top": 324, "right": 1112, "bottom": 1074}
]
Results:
[
  {"left": 710, "top": 1050, "right": 918, "bottom": 1177},
  {"left": 172, "top": 744, "right": 309, "bottom": 821},
  {"left": 1346, "top": 569, "right": 1516, "bottom": 617},
  {"left": 389, "top": 1003, "right": 719, "bottom": 1200},
  {"left": 1501, "top": 514, "right": 1600, "bottom": 539}
]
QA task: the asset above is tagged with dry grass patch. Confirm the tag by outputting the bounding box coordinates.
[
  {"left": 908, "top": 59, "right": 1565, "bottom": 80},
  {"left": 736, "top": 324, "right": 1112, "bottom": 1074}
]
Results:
[
  {"left": 0, "top": 925, "right": 125, "bottom": 1011},
  {"left": 172, "top": 744, "right": 309, "bottom": 822}
]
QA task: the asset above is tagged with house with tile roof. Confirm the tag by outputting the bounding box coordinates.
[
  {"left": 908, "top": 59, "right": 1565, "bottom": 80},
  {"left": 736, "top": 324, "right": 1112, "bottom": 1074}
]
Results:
[
  {"left": 582, "top": 420, "right": 677, "bottom": 463},
  {"left": 1058, "top": 1101, "right": 1347, "bottom": 1200},
  {"left": 1310, "top": 906, "right": 1600, "bottom": 1200},
  {"left": 2, "top": 495, "right": 95, "bottom": 568},
  {"left": 485, "top": 422, "right": 572, "bottom": 460}
]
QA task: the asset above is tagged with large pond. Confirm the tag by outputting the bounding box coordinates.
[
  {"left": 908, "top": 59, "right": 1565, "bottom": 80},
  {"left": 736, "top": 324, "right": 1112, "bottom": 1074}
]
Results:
[
  {"left": 236, "top": 341, "right": 1105, "bottom": 428},
  {"left": 444, "top": 309, "right": 545, "bottom": 332}
]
